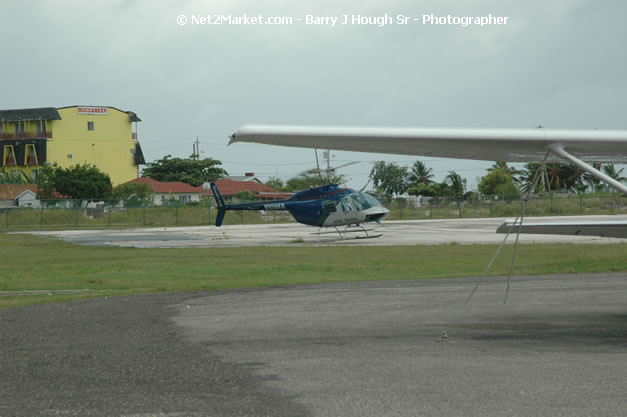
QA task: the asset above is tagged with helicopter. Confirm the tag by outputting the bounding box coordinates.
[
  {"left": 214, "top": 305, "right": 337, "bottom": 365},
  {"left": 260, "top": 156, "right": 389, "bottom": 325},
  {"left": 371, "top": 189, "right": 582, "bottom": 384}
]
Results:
[{"left": 210, "top": 182, "right": 390, "bottom": 239}]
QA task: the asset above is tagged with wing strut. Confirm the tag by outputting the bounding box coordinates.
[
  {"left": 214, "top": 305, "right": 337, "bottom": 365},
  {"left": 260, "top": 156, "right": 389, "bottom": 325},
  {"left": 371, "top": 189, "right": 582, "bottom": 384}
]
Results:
[
  {"left": 466, "top": 151, "right": 550, "bottom": 305},
  {"left": 548, "top": 144, "right": 627, "bottom": 194}
]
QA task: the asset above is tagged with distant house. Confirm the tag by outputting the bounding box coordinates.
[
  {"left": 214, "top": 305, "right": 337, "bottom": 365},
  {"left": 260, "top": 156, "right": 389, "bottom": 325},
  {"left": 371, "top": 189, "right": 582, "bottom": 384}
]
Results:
[
  {"left": 224, "top": 172, "right": 263, "bottom": 183},
  {"left": 126, "top": 177, "right": 201, "bottom": 205},
  {"left": 0, "top": 184, "right": 40, "bottom": 208},
  {"left": 205, "top": 178, "right": 293, "bottom": 201}
]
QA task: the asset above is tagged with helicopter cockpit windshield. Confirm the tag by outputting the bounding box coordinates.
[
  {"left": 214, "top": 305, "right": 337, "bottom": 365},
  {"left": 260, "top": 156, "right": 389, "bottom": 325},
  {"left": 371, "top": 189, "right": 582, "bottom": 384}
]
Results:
[{"left": 349, "top": 192, "right": 382, "bottom": 211}]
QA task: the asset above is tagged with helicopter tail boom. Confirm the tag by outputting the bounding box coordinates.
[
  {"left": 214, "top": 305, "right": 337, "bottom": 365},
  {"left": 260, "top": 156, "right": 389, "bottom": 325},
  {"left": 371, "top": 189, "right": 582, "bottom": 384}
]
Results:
[{"left": 210, "top": 182, "right": 227, "bottom": 227}]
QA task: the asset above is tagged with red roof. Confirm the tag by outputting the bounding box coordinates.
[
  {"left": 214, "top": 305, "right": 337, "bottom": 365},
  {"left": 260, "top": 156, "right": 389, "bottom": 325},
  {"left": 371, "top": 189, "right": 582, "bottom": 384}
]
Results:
[
  {"left": 124, "top": 177, "right": 291, "bottom": 200},
  {"left": 0, "top": 184, "right": 38, "bottom": 200},
  {"left": 0, "top": 184, "right": 70, "bottom": 200},
  {"left": 205, "top": 179, "right": 293, "bottom": 200},
  {"left": 127, "top": 177, "right": 200, "bottom": 194}
]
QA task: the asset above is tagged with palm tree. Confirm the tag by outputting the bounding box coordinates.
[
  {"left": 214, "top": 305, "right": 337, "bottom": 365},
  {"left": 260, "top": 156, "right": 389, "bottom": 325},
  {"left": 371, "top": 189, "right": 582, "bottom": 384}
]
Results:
[
  {"left": 0, "top": 169, "right": 30, "bottom": 184},
  {"left": 583, "top": 163, "right": 602, "bottom": 192},
  {"left": 488, "top": 161, "right": 520, "bottom": 180},
  {"left": 546, "top": 163, "right": 563, "bottom": 191},
  {"left": 519, "top": 162, "right": 541, "bottom": 192},
  {"left": 407, "top": 161, "right": 434, "bottom": 185},
  {"left": 597, "top": 164, "right": 626, "bottom": 192},
  {"left": 602, "top": 164, "right": 626, "bottom": 182},
  {"left": 444, "top": 171, "right": 466, "bottom": 199},
  {"left": 559, "top": 164, "right": 586, "bottom": 192}
]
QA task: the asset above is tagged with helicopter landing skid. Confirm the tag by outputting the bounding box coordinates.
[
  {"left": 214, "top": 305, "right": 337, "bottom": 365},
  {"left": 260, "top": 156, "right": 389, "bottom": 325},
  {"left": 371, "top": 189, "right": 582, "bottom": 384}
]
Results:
[{"left": 313, "top": 225, "right": 382, "bottom": 240}]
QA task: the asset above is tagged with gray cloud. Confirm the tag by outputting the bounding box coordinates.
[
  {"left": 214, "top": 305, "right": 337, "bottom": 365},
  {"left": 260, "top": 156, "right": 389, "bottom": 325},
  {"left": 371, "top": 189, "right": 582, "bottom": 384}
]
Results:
[{"left": 3, "top": 0, "right": 625, "bottom": 187}]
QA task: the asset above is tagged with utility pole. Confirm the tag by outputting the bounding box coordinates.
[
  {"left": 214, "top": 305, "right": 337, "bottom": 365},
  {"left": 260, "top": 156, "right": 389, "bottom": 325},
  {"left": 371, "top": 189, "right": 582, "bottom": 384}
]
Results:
[
  {"left": 192, "top": 136, "right": 200, "bottom": 160},
  {"left": 323, "top": 150, "right": 331, "bottom": 182}
]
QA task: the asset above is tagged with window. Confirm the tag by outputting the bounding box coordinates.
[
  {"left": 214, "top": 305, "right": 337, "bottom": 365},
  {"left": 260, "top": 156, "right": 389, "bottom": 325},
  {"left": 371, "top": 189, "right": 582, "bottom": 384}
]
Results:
[
  {"left": 340, "top": 198, "right": 353, "bottom": 212},
  {"left": 322, "top": 200, "right": 337, "bottom": 214},
  {"left": 88, "top": 121, "right": 95, "bottom": 131}
]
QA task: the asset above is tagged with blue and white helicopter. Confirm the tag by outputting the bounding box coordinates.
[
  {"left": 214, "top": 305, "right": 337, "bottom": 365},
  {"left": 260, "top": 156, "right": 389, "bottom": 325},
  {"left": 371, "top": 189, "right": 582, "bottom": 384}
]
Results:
[{"left": 210, "top": 182, "right": 390, "bottom": 239}]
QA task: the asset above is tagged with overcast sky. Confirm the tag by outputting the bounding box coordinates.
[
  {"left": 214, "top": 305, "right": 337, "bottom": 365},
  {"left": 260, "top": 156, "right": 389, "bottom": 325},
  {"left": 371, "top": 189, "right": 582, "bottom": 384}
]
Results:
[{"left": 3, "top": 0, "right": 626, "bottom": 190}]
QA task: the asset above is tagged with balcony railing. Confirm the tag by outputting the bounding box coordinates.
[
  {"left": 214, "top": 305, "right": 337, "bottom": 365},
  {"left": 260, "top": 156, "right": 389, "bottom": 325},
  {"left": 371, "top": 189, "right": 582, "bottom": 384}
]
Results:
[
  {"left": 0, "top": 131, "right": 53, "bottom": 140},
  {"left": 132, "top": 132, "right": 138, "bottom": 140}
]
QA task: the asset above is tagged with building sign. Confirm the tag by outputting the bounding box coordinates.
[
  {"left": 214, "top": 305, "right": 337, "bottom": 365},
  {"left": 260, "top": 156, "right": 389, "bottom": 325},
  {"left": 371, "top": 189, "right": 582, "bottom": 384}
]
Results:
[{"left": 77, "top": 106, "right": 108, "bottom": 115}]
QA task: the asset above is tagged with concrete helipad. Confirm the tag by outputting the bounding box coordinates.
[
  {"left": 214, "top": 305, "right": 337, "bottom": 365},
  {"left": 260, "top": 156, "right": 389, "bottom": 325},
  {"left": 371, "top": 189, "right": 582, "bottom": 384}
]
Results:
[{"left": 22, "top": 215, "right": 627, "bottom": 248}]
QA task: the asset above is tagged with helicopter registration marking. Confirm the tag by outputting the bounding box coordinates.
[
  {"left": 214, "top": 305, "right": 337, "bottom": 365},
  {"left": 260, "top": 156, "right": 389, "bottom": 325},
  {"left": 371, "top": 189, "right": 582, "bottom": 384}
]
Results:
[{"left": 264, "top": 203, "right": 286, "bottom": 210}]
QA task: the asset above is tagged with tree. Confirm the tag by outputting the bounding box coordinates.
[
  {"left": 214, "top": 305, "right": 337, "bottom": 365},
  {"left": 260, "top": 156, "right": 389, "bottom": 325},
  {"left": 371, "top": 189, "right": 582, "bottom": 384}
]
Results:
[
  {"left": 0, "top": 169, "right": 31, "bottom": 184},
  {"left": 444, "top": 171, "right": 466, "bottom": 199},
  {"left": 487, "top": 161, "right": 520, "bottom": 180},
  {"left": 282, "top": 173, "right": 347, "bottom": 192},
  {"left": 407, "top": 182, "right": 450, "bottom": 197},
  {"left": 369, "top": 161, "right": 409, "bottom": 197},
  {"left": 602, "top": 164, "right": 626, "bottom": 184},
  {"left": 39, "top": 164, "right": 113, "bottom": 200},
  {"left": 583, "top": 163, "right": 603, "bottom": 192},
  {"left": 407, "top": 161, "right": 434, "bottom": 185},
  {"left": 36, "top": 164, "right": 57, "bottom": 199},
  {"left": 559, "top": 164, "right": 586, "bottom": 192},
  {"left": 142, "top": 155, "right": 227, "bottom": 186},
  {"left": 235, "top": 190, "right": 256, "bottom": 202},
  {"left": 265, "top": 177, "right": 284, "bottom": 190},
  {"left": 112, "top": 182, "right": 154, "bottom": 206},
  {"left": 478, "top": 169, "right": 520, "bottom": 197},
  {"left": 520, "top": 162, "right": 566, "bottom": 192}
]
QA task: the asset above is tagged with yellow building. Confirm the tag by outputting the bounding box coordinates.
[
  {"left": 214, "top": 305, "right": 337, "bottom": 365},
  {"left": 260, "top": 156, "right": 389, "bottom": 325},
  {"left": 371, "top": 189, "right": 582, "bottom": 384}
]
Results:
[{"left": 0, "top": 105, "right": 145, "bottom": 185}]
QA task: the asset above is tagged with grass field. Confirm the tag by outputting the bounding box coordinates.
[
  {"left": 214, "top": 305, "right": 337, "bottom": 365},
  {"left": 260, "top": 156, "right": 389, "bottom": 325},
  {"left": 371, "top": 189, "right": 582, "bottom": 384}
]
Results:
[{"left": 1, "top": 233, "right": 625, "bottom": 309}]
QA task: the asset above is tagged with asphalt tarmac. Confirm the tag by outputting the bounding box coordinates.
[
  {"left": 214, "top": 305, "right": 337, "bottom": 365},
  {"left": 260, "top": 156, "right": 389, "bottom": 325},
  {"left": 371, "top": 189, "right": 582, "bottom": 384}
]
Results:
[
  {"left": 23, "top": 215, "right": 627, "bottom": 247},
  {"left": 1, "top": 273, "right": 626, "bottom": 417}
]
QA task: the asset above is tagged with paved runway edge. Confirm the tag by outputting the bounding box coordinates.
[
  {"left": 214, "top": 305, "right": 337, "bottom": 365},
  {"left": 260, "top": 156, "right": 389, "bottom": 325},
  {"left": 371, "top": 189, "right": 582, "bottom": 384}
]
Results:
[
  {"left": 0, "top": 293, "right": 309, "bottom": 417},
  {"left": 1, "top": 273, "right": 626, "bottom": 417}
]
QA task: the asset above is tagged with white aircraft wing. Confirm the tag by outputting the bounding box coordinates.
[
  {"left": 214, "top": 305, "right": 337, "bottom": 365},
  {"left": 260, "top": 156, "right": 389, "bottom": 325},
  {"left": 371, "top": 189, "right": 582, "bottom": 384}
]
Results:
[
  {"left": 230, "top": 125, "right": 627, "bottom": 194},
  {"left": 497, "top": 220, "right": 627, "bottom": 239},
  {"left": 230, "top": 125, "right": 627, "bottom": 163}
]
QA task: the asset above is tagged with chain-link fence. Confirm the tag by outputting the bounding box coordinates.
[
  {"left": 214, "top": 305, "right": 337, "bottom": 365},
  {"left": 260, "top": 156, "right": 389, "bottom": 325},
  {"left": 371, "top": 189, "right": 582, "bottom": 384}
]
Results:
[
  {"left": 1, "top": 194, "right": 625, "bottom": 230},
  {"left": 384, "top": 193, "right": 627, "bottom": 220}
]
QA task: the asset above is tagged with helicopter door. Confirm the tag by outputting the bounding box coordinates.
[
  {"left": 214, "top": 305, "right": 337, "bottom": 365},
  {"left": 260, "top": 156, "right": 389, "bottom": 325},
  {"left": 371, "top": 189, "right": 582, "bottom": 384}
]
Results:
[
  {"left": 340, "top": 198, "right": 353, "bottom": 213},
  {"left": 338, "top": 197, "right": 359, "bottom": 225}
]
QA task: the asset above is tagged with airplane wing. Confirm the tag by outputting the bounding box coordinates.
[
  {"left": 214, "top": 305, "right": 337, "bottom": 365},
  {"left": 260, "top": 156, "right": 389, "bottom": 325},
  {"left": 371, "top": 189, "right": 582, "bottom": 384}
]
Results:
[
  {"left": 229, "top": 125, "right": 627, "bottom": 194},
  {"left": 230, "top": 125, "right": 627, "bottom": 163},
  {"left": 497, "top": 220, "right": 627, "bottom": 239}
]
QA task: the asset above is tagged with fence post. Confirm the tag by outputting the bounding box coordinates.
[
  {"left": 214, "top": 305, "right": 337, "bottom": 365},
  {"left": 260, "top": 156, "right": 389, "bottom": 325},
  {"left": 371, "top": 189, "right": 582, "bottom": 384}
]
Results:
[
  {"left": 108, "top": 207, "right": 112, "bottom": 227},
  {"left": 75, "top": 203, "right": 79, "bottom": 227},
  {"left": 40, "top": 204, "right": 43, "bottom": 227},
  {"left": 611, "top": 194, "right": 614, "bottom": 214},
  {"left": 489, "top": 198, "right": 493, "bottom": 217},
  {"left": 176, "top": 205, "right": 179, "bottom": 225},
  {"left": 430, "top": 198, "right": 434, "bottom": 219},
  {"left": 143, "top": 206, "right": 146, "bottom": 226},
  {"left": 579, "top": 195, "right": 583, "bottom": 214},
  {"left": 5, "top": 209, "right": 8, "bottom": 228},
  {"left": 550, "top": 193, "right": 553, "bottom": 215}
]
